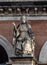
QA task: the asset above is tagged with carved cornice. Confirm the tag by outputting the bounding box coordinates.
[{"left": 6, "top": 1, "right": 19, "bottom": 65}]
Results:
[
  {"left": 0, "top": 2, "right": 47, "bottom": 16},
  {"left": 0, "top": 0, "right": 47, "bottom": 2}
]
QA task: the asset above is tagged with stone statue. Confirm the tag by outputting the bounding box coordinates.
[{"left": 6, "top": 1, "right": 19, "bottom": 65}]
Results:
[{"left": 13, "top": 15, "right": 35, "bottom": 57}]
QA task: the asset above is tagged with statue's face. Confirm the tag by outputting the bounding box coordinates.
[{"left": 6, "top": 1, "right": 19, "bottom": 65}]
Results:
[{"left": 22, "top": 16, "right": 26, "bottom": 23}]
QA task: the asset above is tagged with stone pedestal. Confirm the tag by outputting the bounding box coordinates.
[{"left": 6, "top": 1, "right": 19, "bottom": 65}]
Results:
[{"left": 7, "top": 57, "right": 37, "bottom": 65}]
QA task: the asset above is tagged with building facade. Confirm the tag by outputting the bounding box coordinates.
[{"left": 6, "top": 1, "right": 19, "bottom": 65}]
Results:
[{"left": 0, "top": 0, "right": 47, "bottom": 65}]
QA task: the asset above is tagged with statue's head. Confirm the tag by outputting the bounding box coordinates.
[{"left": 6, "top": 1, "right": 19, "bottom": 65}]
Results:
[{"left": 21, "top": 15, "right": 27, "bottom": 23}]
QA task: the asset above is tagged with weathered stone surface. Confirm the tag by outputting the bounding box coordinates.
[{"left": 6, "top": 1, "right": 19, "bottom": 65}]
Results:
[
  {"left": 0, "top": 16, "right": 47, "bottom": 20},
  {"left": 0, "top": 0, "right": 47, "bottom": 2},
  {"left": 39, "top": 41, "right": 47, "bottom": 63},
  {"left": 0, "top": 35, "right": 14, "bottom": 58}
]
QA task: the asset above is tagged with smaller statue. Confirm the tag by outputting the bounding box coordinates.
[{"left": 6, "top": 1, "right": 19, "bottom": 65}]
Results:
[{"left": 13, "top": 15, "right": 35, "bottom": 57}]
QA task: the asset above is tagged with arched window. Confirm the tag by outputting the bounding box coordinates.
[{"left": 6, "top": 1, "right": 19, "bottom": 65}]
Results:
[
  {"left": 0, "top": 35, "right": 14, "bottom": 64},
  {"left": 39, "top": 41, "right": 47, "bottom": 63},
  {"left": 0, "top": 45, "right": 8, "bottom": 63}
]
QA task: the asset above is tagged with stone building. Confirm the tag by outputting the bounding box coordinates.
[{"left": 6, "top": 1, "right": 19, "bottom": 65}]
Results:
[{"left": 0, "top": 0, "right": 47, "bottom": 65}]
